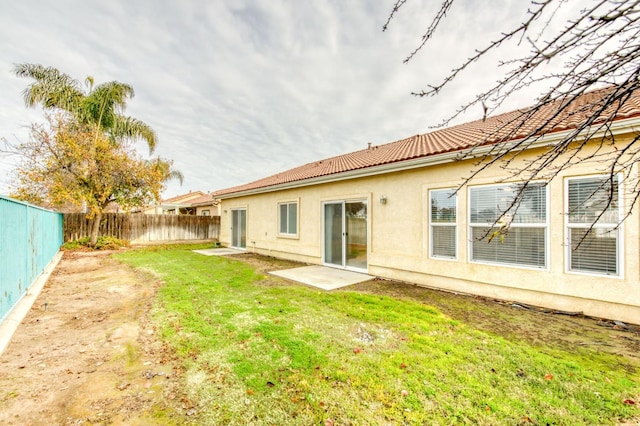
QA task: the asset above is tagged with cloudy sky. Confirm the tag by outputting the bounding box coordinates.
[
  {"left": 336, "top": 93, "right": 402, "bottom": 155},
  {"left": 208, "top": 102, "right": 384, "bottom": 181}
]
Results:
[{"left": 0, "top": 0, "right": 546, "bottom": 198}]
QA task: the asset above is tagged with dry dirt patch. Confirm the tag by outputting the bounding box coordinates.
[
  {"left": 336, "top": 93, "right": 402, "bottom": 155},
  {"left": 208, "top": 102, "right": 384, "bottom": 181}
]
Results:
[{"left": 0, "top": 251, "right": 182, "bottom": 425}]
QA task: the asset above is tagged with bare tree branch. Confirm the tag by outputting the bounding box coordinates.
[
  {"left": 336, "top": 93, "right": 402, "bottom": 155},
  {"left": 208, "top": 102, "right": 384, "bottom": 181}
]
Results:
[{"left": 386, "top": 0, "right": 640, "bottom": 245}]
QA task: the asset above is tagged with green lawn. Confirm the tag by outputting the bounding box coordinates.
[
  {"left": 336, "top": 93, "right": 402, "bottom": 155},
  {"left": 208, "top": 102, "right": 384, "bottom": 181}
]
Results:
[{"left": 115, "top": 245, "right": 639, "bottom": 425}]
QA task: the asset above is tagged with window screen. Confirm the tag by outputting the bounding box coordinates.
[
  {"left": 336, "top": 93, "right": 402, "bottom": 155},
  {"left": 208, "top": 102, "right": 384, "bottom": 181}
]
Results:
[
  {"left": 430, "top": 189, "right": 457, "bottom": 259},
  {"left": 278, "top": 202, "right": 297, "bottom": 235}
]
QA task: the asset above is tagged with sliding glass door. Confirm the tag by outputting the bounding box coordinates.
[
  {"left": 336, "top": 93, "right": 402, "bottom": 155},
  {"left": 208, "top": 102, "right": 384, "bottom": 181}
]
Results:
[
  {"left": 230, "top": 208, "right": 246, "bottom": 249},
  {"left": 324, "top": 202, "right": 344, "bottom": 266},
  {"left": 323, "top": 200, "right": 367, "bottom": 271}
]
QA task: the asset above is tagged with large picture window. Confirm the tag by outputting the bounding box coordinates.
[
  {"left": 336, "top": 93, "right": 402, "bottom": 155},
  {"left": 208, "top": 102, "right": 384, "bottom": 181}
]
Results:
[
  {"left": 469, "top": 182, "right": 547, "bottom": 268},
  {"left": 278, "top": 201, "right": 298, "bottom": 236},
  {"left": 566, "top": 175, "right": 621, "bottom": 276},
  {"left": 429, "top": 189, "right": 457, "bottom": 259}
]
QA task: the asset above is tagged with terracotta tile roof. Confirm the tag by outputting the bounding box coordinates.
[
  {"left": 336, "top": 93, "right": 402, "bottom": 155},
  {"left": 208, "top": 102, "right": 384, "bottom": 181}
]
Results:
[
  {"left": 213, "top": 86, "right": 640, "bottom": 197},
  {"left": 188, "top": 193, "right": 216, "bottom": 205},
  {"left": 162, "top": 191, "right": 207, "bottom": 204}
]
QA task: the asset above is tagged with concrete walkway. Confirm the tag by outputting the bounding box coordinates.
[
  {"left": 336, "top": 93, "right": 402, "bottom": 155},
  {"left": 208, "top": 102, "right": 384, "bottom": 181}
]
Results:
[{"left": 269, "top": 265, "right": 373, "bottom": 290}]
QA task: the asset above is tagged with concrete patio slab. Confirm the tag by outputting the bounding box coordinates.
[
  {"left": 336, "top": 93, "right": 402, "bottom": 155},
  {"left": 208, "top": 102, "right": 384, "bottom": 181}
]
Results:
[
  {"left": 193, "top": 248, "right": 245, "bottom": 256},
  {"left": 269, "top": 265, "right": 373, "bottom": 290}
]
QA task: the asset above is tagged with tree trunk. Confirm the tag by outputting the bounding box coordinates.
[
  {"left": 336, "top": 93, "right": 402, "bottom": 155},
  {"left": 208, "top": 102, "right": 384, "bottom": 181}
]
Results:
[{"left": 89, "top": 212, "right": 102, "bottom": 246}]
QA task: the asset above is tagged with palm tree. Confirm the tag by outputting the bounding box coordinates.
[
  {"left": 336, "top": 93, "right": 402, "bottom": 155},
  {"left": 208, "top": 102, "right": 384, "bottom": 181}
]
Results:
[
  {"left": 14, "top": 64, "right": 171, "bottom": 245},
  {"left": 14, "top": 63, "right": 156, "bottom": 153}
]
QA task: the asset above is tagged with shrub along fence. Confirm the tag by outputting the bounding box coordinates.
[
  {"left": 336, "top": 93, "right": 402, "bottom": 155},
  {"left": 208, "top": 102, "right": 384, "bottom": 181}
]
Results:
[
  {"left": 0, "top": 195, "right": 63, "bottom": 321},
  {"left": 63, "top": 213, "right": 220, "bottom": 243}
]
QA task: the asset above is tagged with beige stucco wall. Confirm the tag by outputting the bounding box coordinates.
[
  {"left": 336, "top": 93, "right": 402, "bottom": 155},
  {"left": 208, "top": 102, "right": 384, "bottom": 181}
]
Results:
[
  {"left": 195, "top": 204, "right": 220, "bottom": 216},
  {"left": 218, "top": 141, "right": 640, "bottom": 324},
  {"left": 142, "top": 206, "right": 159, "bottom": 215}
]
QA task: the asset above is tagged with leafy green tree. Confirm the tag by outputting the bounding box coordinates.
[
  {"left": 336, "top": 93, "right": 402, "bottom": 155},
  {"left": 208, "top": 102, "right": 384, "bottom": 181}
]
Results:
[
  {"left": 10, "top": 64, "right": 182, "bottom": 245},
  {"left": 11, "top": 115, "right": 182, "bottom": 245}
]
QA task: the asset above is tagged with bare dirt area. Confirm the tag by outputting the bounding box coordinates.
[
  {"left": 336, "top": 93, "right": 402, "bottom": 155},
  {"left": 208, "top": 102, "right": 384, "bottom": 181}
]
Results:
[{"left": 0, "top": 251, "right": 183, "bottom": 426}]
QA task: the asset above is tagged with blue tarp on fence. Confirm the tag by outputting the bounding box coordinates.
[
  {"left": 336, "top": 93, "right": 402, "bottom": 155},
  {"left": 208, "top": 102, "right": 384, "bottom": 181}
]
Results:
[{"left": 0, "top": 195, "right": 63, "bottom": 321}]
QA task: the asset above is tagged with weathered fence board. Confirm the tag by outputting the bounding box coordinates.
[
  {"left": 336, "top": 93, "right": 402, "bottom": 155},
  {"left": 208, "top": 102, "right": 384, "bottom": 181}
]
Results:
[
  {"left": 63, "top": 213, "right": 220, "bottom": 243},
  {"left": 0, "top": 196, "right": 63, "bottom": 321}
]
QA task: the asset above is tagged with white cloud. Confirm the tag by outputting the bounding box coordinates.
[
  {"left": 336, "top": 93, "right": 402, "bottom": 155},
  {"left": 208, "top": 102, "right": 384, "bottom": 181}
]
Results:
[{"left": 0, "top": 0, "right": 575, "bottom": 198}]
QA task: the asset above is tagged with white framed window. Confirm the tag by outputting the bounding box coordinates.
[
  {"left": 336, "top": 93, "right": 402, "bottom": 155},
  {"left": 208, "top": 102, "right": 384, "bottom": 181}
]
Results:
[
  {"left": 201, "top": 209, "right": 210, "bottom": 216},
  {"left": 278, "top": 201, "right": 298, "bottom": 236},
  {"left": 469, "top": 182, "right": 547, "bottom": 269},
  {"left": 429, "top": 189, "right": 457, "bottom": 259},
  {"left": 566, "top": 174, "right": 621, "bottom": 276}
]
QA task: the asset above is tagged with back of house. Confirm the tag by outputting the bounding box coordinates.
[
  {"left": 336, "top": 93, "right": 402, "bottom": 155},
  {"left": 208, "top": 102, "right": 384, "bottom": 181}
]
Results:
[{"left": 213, "top": 88, "right": 640, "bottom": 324}]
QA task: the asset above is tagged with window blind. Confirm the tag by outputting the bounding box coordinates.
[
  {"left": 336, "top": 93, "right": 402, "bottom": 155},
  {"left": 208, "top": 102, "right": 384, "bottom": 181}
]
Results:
[
  {"left": 470, "top": 183, "right": 546, "bottom": 224},
  {"left": 569, "top": 227, "right": 617, "bottom": 275},
  {"left": 568, "top": 176, "right": 619, "bottom": 224},
  {"left": 471, "top": 227, "right": 546, "bottom": 268},
  {"left": 567, "top": 175, "right": 619, "bottom": 275},
  {"left": 469, "top": 183, "right": 547, "bottom": 268}
]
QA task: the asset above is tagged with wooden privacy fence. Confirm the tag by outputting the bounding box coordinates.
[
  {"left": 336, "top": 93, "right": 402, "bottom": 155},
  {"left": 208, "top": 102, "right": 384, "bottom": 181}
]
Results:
[{"left": 64, "top": 213, "right": 220, "bottom": 243}]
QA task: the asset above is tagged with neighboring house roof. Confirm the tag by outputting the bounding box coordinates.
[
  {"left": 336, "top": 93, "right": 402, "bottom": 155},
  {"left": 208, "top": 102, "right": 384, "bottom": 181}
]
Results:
[
  {"left": 213, "top": 86, "right": 640, "bottom": 198},
  {"left": 188, "top": 193, "right": 218, "bottom": 206},
  {"left": 144, "top": 191, "right": 217, "bottom": 213},
  {"left": 161, "top": 191, "right": 208, "bottom": 204}
]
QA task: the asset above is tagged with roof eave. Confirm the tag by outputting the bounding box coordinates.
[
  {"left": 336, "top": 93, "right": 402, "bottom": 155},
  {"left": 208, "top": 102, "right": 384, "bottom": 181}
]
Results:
[
  {"left": 191, "top": 201, "right": 217, "bottom": 207},
  {"left": 216, "top": 117, "right": 640, "bottom": 200},
  {"left": 153, "top": 202, "right": 192, "bottom": 208}
]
